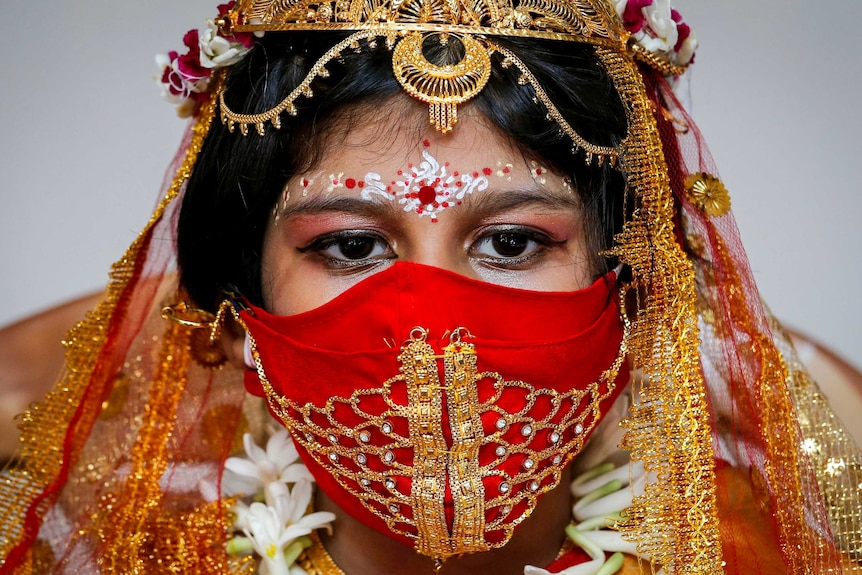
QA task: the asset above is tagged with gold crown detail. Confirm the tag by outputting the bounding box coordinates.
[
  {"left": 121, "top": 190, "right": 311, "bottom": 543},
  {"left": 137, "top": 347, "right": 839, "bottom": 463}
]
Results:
[
  {"left": 215, "top": 0, "right": 688, "bottom": 163},
  {"left": 221, "top": 0, "right": 626, "bottom": 44}
]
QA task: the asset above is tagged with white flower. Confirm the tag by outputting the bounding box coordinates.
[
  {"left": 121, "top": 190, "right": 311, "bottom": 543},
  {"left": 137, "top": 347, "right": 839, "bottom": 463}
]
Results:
[
  {"left": 640, "top": 0, "right": 678, "bottom": 53},
  {"left": 199, "top": 22, "right": 248, "bottom": 68},
  {"left": 155, "top": 54, "right": 186, "bottom": 105},
  {"left": 676, "top": 33, "right": 698, "bottom": 66},
  {"left": 224, "top": 430, "right": 314, "bottom": 497},
  {"left": 527, "top": 456, "right": 651, "bottom": 575},
  {"left": 243, "top": 479, "right": 336, "bottom": 575}
]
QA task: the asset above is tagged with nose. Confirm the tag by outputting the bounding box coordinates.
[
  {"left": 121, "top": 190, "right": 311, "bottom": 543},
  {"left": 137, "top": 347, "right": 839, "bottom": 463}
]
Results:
[{"left": 397, "top": 219, "right": 479, "bottom": 280}]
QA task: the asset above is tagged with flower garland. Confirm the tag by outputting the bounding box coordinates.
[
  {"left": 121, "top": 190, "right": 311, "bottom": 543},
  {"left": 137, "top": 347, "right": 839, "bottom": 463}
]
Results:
[
  {"left": 615, "top": 0, "right": 697, "bottom": 67},
  {"left": 223, "top": 429, "right": 336, "bottom": 575},
  {"left": 156, "top": 1, "right": 254, "bottom": 117},
  {"left": 224, "top": 430, "right": 651, "bottom": 575}
]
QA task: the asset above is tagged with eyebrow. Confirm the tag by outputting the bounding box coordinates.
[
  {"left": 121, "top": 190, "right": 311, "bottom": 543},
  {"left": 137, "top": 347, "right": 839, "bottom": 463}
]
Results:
[
  {"left": 279, "top": 194, "right": 402, "bottom": 220},
  {"left": 278, "top": 184, "right": 582, "bottom": 221},
  {"left": 460, "top": 186, "right": 583, "bottom": 217}
]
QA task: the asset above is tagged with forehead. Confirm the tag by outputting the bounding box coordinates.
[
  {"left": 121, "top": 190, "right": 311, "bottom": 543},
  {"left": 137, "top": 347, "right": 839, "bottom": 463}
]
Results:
[{"left": 321, "top": 110, "right": 524, "bottom": 173}]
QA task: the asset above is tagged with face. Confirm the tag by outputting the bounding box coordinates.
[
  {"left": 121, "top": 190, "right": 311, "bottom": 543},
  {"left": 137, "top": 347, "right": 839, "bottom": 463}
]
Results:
[{"left": 261, "top": 109, "right": 594, "bottom": 315}]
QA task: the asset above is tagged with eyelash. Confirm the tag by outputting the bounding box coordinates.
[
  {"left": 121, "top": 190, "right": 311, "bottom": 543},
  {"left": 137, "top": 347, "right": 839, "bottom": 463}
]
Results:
[
  {"left": 297, "top": 226, "right": 563, "bottom": 271},
  {"left": 470, "top": 225, "right": 562, "bottom": 269},
  {"left": 297, "top": 230, "right": 394, "bottom": 270}
]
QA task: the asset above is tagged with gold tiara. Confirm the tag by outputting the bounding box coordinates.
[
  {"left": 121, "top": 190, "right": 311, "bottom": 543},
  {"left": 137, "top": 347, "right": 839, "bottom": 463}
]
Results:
[
  {"left": 214, "top": 0, "right": 691, "bottom": 163},
  {"left": 220, "top": 0, "right": 625, "bottom": 43}
]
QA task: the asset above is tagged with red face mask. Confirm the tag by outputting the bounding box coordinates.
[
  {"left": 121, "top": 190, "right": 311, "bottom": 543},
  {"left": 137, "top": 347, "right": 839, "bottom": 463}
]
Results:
[{"left": 239, "top": 262, "right": 627, "bottom": 562}]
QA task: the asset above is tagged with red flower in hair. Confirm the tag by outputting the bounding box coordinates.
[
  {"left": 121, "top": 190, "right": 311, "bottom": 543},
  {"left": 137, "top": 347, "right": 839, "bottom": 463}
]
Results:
[
  {"left": 621, "top": 0, "right": 653, "bottom": 33},
  {"left": 176, "top": 29, "right": 209, "bottom": 83}
]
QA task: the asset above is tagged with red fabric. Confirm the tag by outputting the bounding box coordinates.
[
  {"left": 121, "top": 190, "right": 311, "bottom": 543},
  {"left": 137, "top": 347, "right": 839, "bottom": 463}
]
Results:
[
  {"left": 242, "top": 261, "right": 626, "bottom": 551},
  {"left": 544, "top": 546, "right": 593, "bottom": 571}
]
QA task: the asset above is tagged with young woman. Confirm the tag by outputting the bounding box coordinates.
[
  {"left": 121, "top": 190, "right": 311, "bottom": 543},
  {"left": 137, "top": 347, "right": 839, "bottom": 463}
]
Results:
[{"left": 1, "top": 1, "right": 859, "bottom": 573}]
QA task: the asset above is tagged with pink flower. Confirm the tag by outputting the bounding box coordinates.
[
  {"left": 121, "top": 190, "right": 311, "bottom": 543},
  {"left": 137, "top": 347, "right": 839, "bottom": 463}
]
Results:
[
  {"left": 674, "top": 22, "right": 690, "bottom": 51},
  {"left": 176, "top": 30, "right": 210, "bottom": 83},
  {"left": 617, "top": 0, "right": 652, "bottom": 33},
  {"left": 614, "top": 0, "right": 697, "bottom": 69},
  {"left": 155, "top": 3, "right": 255, "bottom": 117}
]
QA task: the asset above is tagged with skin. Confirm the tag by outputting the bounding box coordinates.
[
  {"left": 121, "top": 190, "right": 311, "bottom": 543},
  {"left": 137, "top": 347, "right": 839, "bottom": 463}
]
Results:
[{"left": 228, "top": 106, "right": 597, "bottom": 574}]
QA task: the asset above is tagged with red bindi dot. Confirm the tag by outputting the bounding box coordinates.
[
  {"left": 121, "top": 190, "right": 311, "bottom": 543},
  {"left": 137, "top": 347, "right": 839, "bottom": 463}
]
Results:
[
  {"left": 456, "top": 181, "right": 463, "bottom": 187},
  {"left": 472, "top": 171, "right": 479, "bottom": 178},
  {"left": 345, "top": 178, "right": 356, "bottom": 189},
  {"left": 503, "top": 167, "right": 510, "bottom": 173},
  {"left": 397, "top": 170, "right": 403, "bottom": 175},
  {"left": 358, "top": 180, "right": 365, "bottom": 188},
  {"left": 453, "top": 171, "right": 459, "bottom": 177},
  {"left": 482, "top": 167, "right": 492, "bottom": 176},
  {"left": 535, "top": 168, "right": 543, "bottom": 175},
  {"left": 441, "top": 201, "right": 449, "bottom": 208},
  {"left": 302, "top": 178, "right": 309, "bottom": 186},
  {"left": 423, "top": 139, "right": 430, "bottom": 147},
  {"left": 418, "top": 185, "right": 437, "bottom": 205}
]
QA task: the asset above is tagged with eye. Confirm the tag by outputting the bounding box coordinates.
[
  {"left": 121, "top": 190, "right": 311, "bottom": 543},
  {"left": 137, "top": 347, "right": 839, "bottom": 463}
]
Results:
[
  {"left": 326, "top": 236, "right": 385, "bottom": 260},
  {"left": 471, "top": 226, "right": 558, "bottom": 266},
  {"left": 299, "top": 231, "right": 394, "bottom": 268},
  {"left": 484, "top": 232, "right": 532, "bottom": 258}
]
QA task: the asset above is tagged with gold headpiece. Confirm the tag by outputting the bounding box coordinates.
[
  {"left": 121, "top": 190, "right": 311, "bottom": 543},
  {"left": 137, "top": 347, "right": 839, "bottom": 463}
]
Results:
[{"left": 214, "top": 0, "right": 690, "bottom": 163}]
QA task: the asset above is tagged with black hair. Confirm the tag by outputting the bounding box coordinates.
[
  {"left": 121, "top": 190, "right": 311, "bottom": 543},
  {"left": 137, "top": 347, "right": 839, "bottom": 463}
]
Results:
[{"left": 177, "top": 32, "right": 628, "bottom": 311}]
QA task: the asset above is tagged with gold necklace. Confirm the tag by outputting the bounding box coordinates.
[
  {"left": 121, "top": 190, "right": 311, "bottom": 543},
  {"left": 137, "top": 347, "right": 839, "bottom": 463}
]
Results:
[
  {"left": 297, "top": 531, "right": 347, "bottom": 575},
  {"left": 297, "top": 527, "right": 574, "bottom": 575}
]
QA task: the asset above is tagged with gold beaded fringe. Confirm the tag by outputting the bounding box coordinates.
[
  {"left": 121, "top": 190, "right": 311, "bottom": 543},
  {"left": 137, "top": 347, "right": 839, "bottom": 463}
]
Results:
[{"left": 597, "top": 47, "right": 724, "bottom": 573}]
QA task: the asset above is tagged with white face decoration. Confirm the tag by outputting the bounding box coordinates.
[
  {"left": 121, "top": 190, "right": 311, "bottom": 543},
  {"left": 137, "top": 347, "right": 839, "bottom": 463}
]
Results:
[
  {"left": 274, "top": 140, "right": 569, "bottom": 225},
  {"left": 359, "top": 149, "right": 490, "bottom": 222}
]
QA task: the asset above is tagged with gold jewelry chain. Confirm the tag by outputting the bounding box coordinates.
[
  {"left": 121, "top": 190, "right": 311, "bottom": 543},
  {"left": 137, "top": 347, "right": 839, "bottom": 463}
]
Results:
[
  {"left": 219, "top": 30, "right": 619, "bottom": 163},
  {"left": 298, "top": 531, "right": 347, "bottom": 575}
]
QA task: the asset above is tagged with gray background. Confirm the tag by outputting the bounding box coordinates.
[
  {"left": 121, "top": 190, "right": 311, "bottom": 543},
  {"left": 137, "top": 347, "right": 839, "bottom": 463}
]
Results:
[{"left": 1, "top": 1, "right": 860, "bottom": 369}]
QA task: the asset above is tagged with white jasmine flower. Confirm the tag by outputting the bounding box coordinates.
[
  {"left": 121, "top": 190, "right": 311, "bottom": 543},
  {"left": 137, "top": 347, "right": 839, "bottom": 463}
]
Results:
[
  {"left": 527, "top": 456, "right": 652, "bottom": 574},
  {"left": 243, "top": 480, "right": 336, "bottom": 575},
  {"left": 224, "top": 430, "right": 314, "bottom": 497}
]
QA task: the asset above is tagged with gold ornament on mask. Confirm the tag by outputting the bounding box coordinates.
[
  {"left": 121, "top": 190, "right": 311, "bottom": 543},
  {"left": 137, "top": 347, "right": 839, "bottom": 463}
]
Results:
[{"left": 239, "top": 320, "right": 629, "bottom": 564}]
